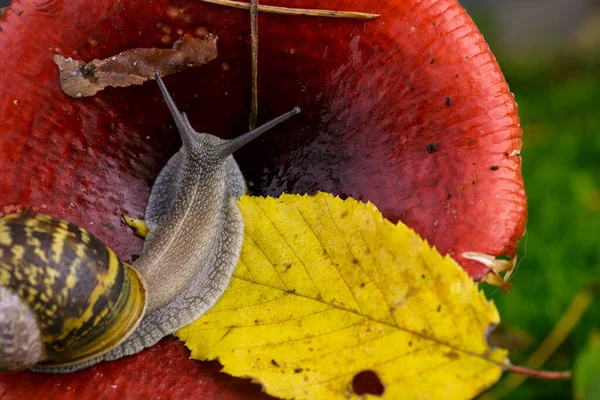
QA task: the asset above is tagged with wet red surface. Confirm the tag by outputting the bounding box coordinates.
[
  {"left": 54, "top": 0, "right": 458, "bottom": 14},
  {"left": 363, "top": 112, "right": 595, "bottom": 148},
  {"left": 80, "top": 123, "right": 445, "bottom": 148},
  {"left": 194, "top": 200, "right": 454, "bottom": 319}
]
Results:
[
  {"left": 0, "top": 337, "right": 275, "bottom": 399},
  {"left": 0, "top": 0, "right": 526, "bottom": 397}
]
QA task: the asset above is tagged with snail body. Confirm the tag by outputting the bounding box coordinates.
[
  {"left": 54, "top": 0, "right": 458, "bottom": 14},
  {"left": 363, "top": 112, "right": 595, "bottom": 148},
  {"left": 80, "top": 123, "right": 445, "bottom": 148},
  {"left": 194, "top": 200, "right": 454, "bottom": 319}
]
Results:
[{"left": 0, "top": 72, "right": 300, "bottom": 373}]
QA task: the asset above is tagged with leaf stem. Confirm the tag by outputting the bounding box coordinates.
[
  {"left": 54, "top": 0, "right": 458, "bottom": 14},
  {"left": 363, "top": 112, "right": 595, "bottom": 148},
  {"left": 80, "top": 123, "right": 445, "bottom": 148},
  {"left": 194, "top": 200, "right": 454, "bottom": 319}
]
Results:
[{"left": 503, "top": 364, "right": 572, "bottom": 380}]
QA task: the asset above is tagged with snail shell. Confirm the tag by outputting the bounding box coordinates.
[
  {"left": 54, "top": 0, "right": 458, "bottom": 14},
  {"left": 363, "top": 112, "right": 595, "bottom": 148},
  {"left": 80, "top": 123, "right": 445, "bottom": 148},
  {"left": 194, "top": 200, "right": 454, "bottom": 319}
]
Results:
[{"left": 0, "top": 214, "right": 146, "bottom": 372}]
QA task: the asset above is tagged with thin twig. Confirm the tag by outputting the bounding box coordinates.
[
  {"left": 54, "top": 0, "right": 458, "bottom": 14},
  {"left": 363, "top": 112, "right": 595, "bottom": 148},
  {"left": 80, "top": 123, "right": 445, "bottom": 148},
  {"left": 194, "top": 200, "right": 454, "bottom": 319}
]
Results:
[
  {"left": 199, "top": 0, "right": 380, "bottom": 19},
  {"left": 503, "top": 365, "right": 572, "bottom": 380},
  {"left": 203, "top": 0, "right": 379, "bottom": 128},
  {"left": 249, "top": 0, "right": 258, "bottom": 129}
]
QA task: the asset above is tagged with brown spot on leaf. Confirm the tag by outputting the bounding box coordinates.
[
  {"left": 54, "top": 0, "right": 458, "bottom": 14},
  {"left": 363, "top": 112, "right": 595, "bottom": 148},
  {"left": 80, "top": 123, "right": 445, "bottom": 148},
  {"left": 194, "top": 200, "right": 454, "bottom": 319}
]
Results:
[
  {"left": 444, "top": 351, "right": 460, "bottom": 360},
  {"left": 220, "top": 326, "right": 237, "bottom": 341},
  {"left": 352, "top": 370, "right": 384, "bottom": 396}
]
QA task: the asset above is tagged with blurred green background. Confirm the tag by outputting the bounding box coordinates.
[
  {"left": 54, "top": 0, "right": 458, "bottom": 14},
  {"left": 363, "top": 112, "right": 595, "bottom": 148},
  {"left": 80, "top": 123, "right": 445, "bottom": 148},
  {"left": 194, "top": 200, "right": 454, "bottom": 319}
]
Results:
[
  {"left": 459, "top": 1, "right": 600, "bottom": 399},
  {"left": 1, "top": 0, "right": 598, "bottom": 398}
]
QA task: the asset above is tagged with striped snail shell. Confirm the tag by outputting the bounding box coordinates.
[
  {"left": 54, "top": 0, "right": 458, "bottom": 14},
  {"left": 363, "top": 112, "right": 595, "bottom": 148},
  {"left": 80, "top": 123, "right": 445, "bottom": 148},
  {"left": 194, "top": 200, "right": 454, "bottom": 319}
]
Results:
[{"left": 0, "top": 214, "right": 146, "bottom": 372}]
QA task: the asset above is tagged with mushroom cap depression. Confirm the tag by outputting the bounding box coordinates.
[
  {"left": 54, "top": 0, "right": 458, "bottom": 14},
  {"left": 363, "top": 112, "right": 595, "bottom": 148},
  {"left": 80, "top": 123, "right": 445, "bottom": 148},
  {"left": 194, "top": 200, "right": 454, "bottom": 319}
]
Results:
[{"left": 0, "top": 0, "right": 526, "bottom": 396}]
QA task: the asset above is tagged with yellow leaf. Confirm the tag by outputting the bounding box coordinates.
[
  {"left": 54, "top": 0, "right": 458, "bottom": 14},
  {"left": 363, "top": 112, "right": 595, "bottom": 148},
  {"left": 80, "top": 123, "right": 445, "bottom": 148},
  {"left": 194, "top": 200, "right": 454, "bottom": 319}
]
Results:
[
  {"left": 123, "top": 215, "right": 149, "bottom": 238},
  {"left": 177, "top": 193, "right": 506, "bottom": 400}
]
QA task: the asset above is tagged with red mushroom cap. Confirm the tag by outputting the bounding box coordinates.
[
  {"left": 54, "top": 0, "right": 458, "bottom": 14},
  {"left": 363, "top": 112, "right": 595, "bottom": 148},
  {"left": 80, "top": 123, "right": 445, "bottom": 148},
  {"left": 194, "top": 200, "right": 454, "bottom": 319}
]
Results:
[
  {"left": 0, "top": 0, "right": 526, "bottom": 396},
  {"left": 0, "top": 337, "right": 275, "bottom": 399}
]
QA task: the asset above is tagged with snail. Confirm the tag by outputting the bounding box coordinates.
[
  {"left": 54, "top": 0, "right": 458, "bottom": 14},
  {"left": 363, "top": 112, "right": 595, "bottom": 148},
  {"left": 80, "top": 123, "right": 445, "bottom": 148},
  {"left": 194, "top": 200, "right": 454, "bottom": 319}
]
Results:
[{"left": 0, "top": 71, "right": 300, "bottom": 373}]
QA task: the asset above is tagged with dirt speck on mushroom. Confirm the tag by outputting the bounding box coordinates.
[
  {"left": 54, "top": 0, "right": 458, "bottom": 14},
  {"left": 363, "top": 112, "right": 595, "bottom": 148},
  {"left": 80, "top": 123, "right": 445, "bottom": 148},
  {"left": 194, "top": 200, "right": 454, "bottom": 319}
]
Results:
[
  {"left": 166, "top": 5, "right": 181, "bottom": 19},
  {"left": 426, "top": 143, "right": 438, "bottom": 153},
  {"left": 54, "top": 34, "right": 217, "bottom": 98}
]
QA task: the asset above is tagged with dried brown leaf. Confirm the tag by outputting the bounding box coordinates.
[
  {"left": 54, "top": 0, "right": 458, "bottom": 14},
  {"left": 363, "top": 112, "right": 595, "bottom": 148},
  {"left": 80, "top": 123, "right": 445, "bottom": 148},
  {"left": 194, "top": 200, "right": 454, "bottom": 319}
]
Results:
[{"left": 54, "top": 34, "right": 217, "bottom": 98}]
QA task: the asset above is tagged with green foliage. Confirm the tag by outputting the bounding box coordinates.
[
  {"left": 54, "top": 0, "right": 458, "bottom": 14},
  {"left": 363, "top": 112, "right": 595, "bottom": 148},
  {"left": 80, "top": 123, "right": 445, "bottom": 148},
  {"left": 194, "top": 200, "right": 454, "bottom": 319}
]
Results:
[
  {"left": 574, "top": 332, "right": 600, "bottom": 400},
  {"left": 482, "top": 57, "right": 600, "bottom": 399},
  {"left": 467, "top": 4, "right": 600, "bottom": 397}
]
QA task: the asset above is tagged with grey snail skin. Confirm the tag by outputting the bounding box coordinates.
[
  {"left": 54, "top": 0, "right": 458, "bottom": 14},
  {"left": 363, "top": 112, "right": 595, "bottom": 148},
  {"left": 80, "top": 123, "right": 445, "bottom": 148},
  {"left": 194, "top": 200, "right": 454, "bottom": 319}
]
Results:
[{"left": 0, "top": 71, "right": 300, "bottom": 373}]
